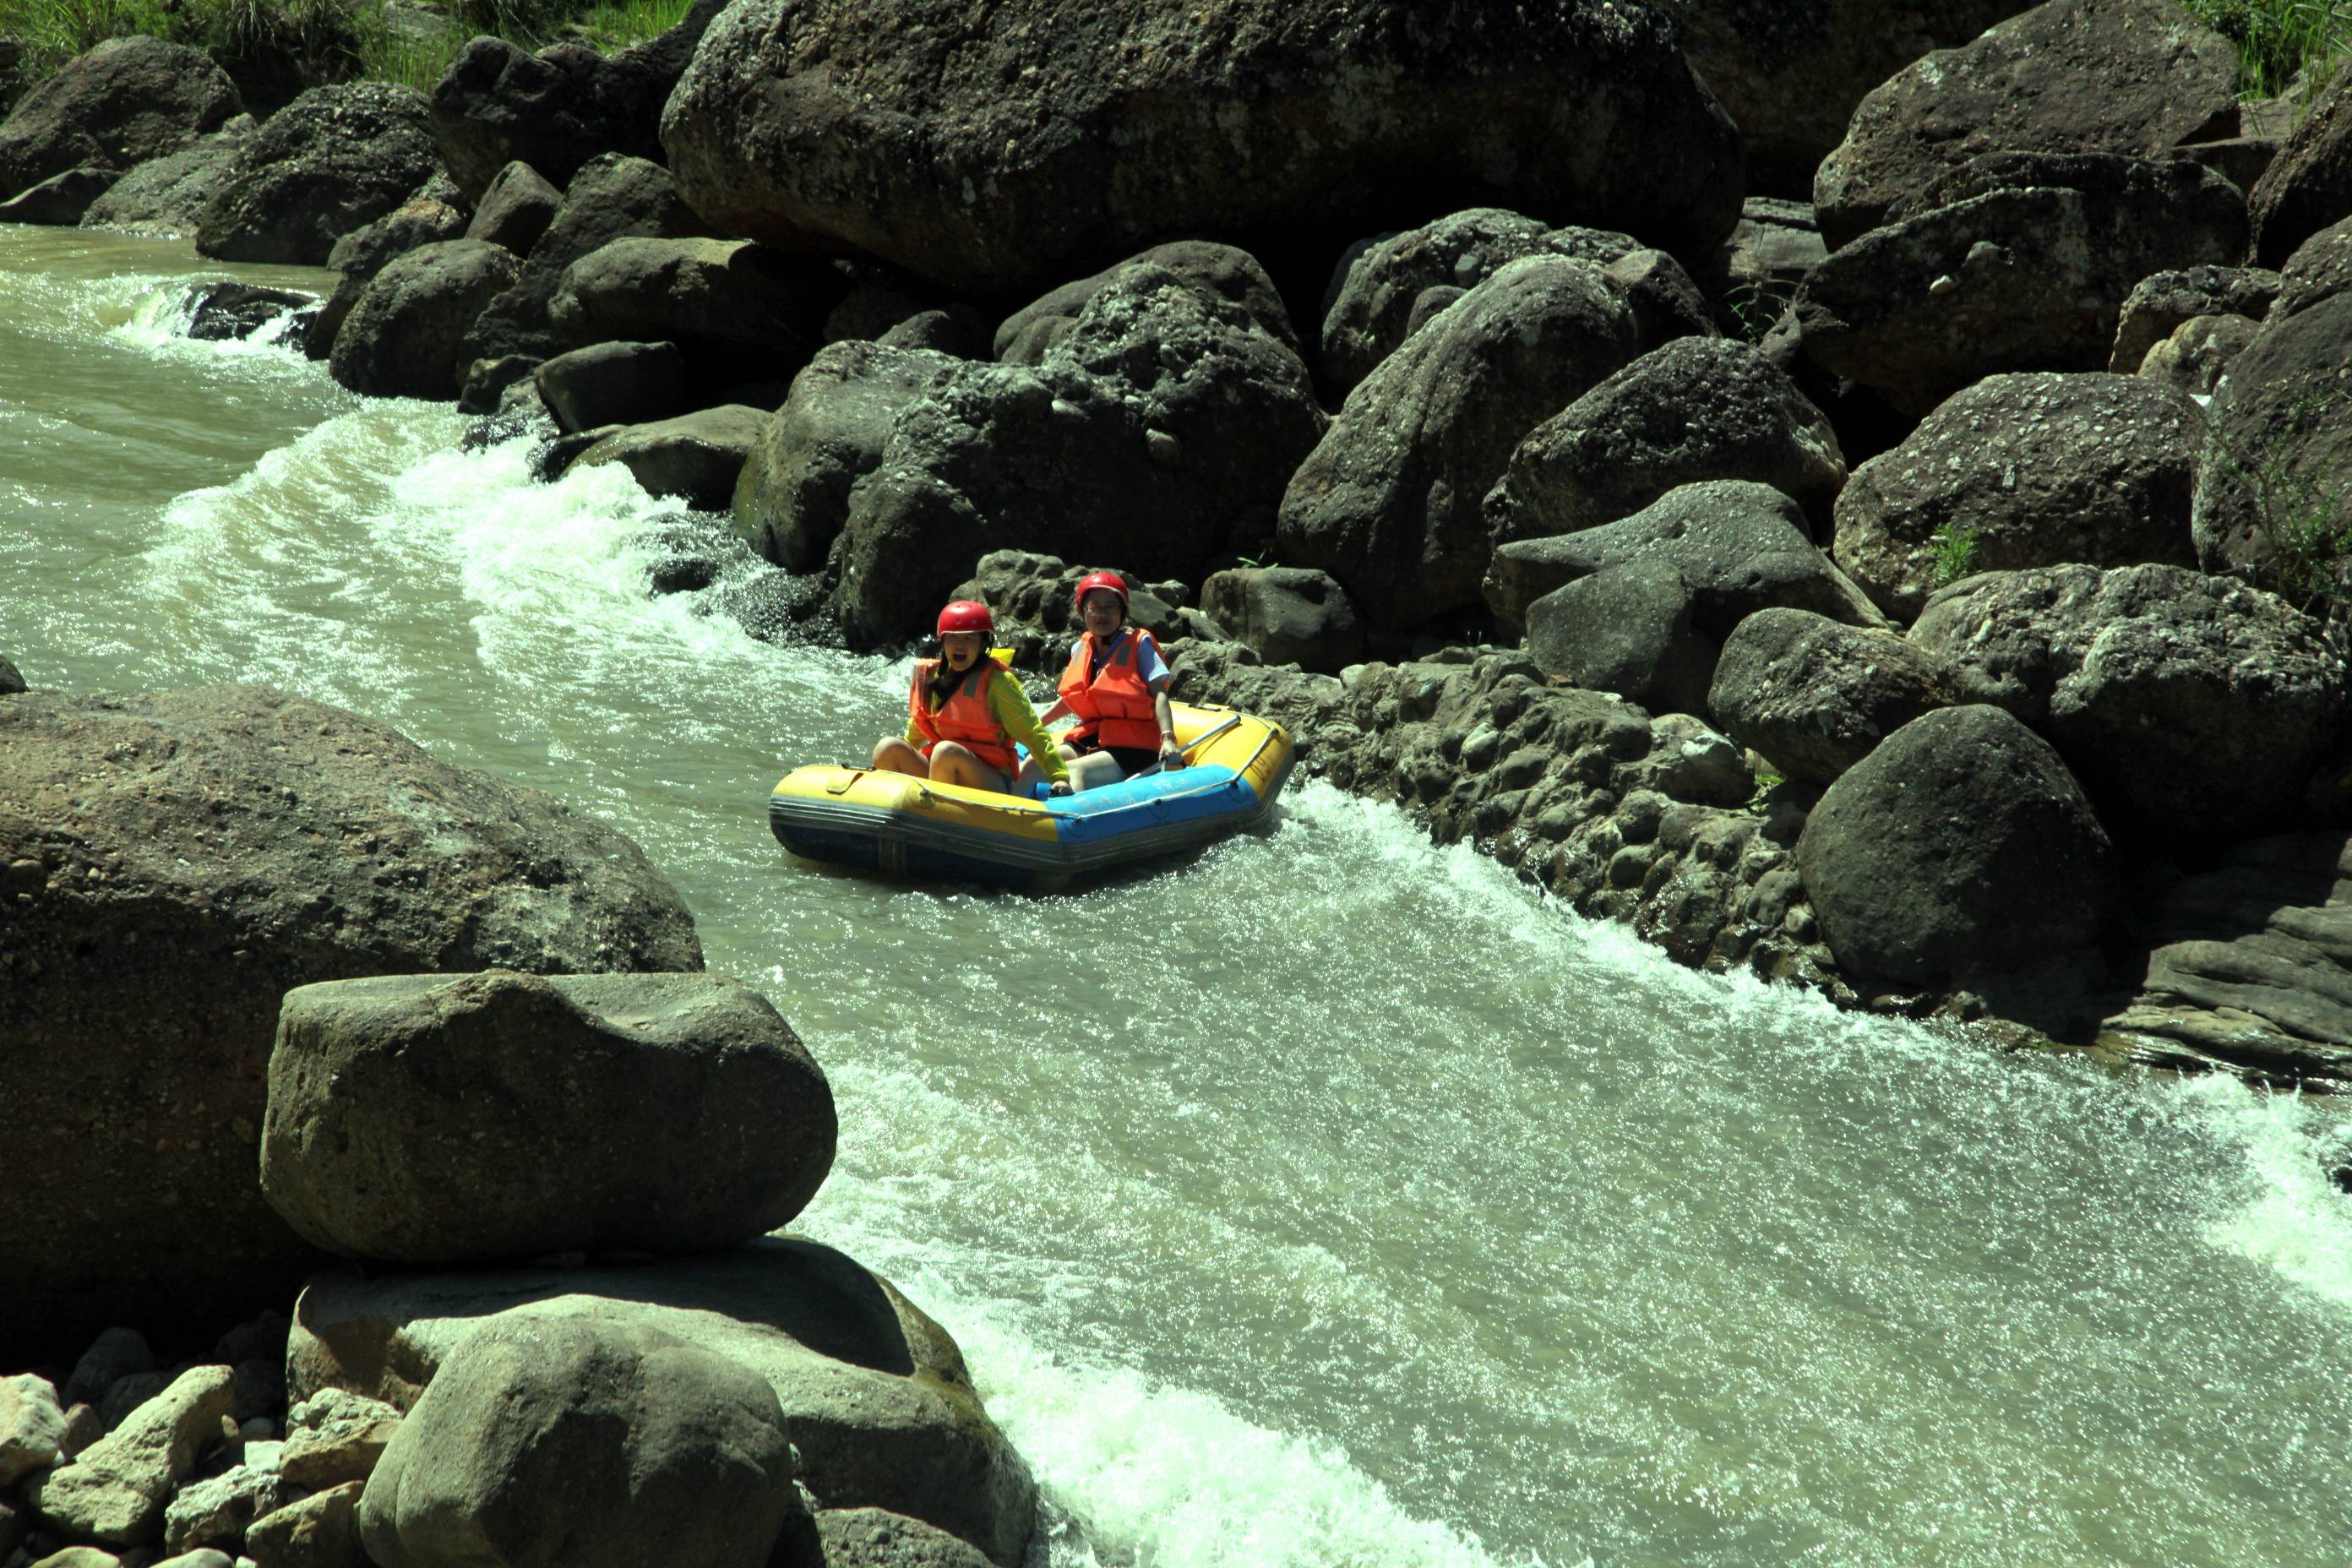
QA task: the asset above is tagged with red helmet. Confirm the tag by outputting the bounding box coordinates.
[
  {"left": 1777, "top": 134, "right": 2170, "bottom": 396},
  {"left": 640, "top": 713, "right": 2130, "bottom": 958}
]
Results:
[
  {"left": 936, "top": 600, "right": 994, "bottom": 636},
  {"left": 1073, "top": 570, "right": 1130, "bottom": 612}
]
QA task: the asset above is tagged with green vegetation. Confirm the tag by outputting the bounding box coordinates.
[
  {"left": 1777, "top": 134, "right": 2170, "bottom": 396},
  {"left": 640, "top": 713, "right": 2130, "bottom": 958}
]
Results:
[
  {"left": 2180, "top": 0, "right": 2352, "bottom": 99},
  {"left": 1723, "top": 274, "right": 1798, "bottom": 346},
  {"left": 0, "top": 0, "right": 691, "bottom": 101},
  {"left": 1928, "top": 522, "right": 1980, "bottom": 587}
]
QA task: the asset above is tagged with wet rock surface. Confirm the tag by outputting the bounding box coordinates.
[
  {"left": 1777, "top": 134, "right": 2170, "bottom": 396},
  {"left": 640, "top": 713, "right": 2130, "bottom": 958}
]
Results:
[
  {"left": 0, "top": 683, "right": 702, "bottom": 1360},
  {"left": 662, "top": 0, "right": 1741, "bottom": 296},
  {"left": 262, "top": 970, "right": 836, "bottom": 1264}
]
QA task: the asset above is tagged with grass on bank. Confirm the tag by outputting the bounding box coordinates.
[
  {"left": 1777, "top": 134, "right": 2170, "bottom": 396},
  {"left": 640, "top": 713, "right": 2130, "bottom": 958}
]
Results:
[
  {"left": 0, "top": 0, "right": 690, "bottom": 101},
  {"left": 2180, "top": 0, "right": 2352, "bottom": 99}
]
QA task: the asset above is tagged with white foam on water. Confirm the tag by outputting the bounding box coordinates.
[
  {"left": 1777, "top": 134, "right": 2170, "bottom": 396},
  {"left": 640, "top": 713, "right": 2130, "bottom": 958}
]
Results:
[{"left": 2170, "top": 1075, "right": 2352, "bottom": 1309}]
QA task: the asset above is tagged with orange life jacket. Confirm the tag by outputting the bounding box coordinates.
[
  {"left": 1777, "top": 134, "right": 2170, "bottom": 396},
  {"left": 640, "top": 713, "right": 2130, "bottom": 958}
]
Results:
[
  {"left": 908, "top": 659, "right": 1017, "bottom": 775},
  {"left": 1058, "top": 628, "right": 1164, "bottom": 752}
]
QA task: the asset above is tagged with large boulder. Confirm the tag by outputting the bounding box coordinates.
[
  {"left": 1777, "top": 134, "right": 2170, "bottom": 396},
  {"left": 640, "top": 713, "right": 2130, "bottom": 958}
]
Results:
[
  {"left": 2247, "top": 68, "right": 2352, "bottom": 268},
  {"left": 660, "top": 0, "right": 1744, "bottom": 297},
  {"left": 458, "top": 154, "right": 713, "bottom": 368},
  {"left": 428, "top": 0, "right": 727, "bottom": 201},
  {"left": 994, "top": 239, "right": 1296, "bottom": 366},
  {"left": 1484, "top": 479, "right": 1888, "bottom": 635},
  {"left": 464, "top": 160, "right": 562, "bottom": 255},
  {"left": 1316, "top": 210, "right": 1642, "bottom": 395},
  {"left": 1830, "top": 372, "right": 2205, "bottom": 620},
  {"left": 818, "top": 1510, "right": 994, "bottom": 1568},
  {"left": 1485, "top": 336, "right": 1845, "bottom": 546},
  {"left": 734, "top": 257, "right": 1326, "bottom": 647},
  {"left": 0, "top": 36, "right": 241, "bottom": 199},
  {"left": 329, "top": 239, "right": 520, "bottom": 400},
  {"left": 1796, "top": 152, "right": 2249, "bottom": 412},
  {"left": 2137, "top": 312, "right": 2262, "bottom": 397},
  {"left": 77, "top": 126, "right": 249, "bottom": 239},
  {"left": 1278, "top": 255, "right": 1641, "bottom": 629},
  {"left": 1523, "top": 558, "right": 1718, "bottom": 717},
  {"left": 306, "top": 184, "right": 472, "bottom": 362},
  {"left": 0, "top": 1375, "right": 68, "bottom": 1485},
  {"left": 1908, "top": 564, "right": 2348, "bottom": 838},
  {"left": 197, "top": 83, "right": 443, "bottom": 265},
  {"left": 263, "top": 971, "right": 834, "bottom": 1265},
  {"left": 1661, "top": 0, "right": 2037, "bottom": 198},
  {"left": 0, "top": 685, "right": 702, "bottom": 1363},
  {"left": 24, "top": 1367, "right": 236, "bottom": 1546},
  {"left": 290, "top": 1239, "right": 1037, "bottom": 1565},
  {"left": 2100, "top": 831, "right": 2352, "bottom": 1084},
  {"left": 1195, "top": 567, "right": 1364, "bottom": 673},
  {"left": 547, "top": 237, "right": 838, "bottom": 380},
  {"left": 2109, "top": 264, "right": 2279, "bottom": 373},
  {"left": 2190, "top": 291, "right": 2352, "bottom": 585},
  {"left": 1707, "top": 607, "right": 1952, "bottom": 783},
  {"left": 536, "top": 340, "right": 689, "bottom": 434},
  {"left": 1794, "top": 705, "right": 2117, "bottom": 990},
  {"left": 357, "top": 1315, "right": 798, "bottom": 1568},
  {"left": 570, "top": 406, "right": 773, "bottom": 511},
  {"left": 1811, "top": 0, "right": 2240, "bottom": 248},
  {"left": 2275, "top": 215, "right": 2352, "bottom": 320}
]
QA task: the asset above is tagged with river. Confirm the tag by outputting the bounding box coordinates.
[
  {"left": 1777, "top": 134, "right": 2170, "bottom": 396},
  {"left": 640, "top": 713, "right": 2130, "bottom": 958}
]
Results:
[{"left": 4, "top": 225, "right": 2350, "bottom": 1568}]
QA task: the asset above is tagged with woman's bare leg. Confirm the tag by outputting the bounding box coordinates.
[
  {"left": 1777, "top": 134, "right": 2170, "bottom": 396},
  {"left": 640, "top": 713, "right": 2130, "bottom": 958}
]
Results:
[
  {"left": 927, "top": 742, "right": 1010, "bottom": 793},
  {"left": 873, "top": 738, "right": 928, "bottom": 776}
]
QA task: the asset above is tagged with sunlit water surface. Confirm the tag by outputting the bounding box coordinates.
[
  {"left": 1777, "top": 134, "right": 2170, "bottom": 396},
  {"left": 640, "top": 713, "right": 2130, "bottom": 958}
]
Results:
[{"left": 5, "top": 226, "right": 2350, "bottom": 1568}]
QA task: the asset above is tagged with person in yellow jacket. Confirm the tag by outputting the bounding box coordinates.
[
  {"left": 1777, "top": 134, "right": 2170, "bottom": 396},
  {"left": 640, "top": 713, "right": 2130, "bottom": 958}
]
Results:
[{"left": 873, "top": 600, "right": 1071, "bottom": 797}]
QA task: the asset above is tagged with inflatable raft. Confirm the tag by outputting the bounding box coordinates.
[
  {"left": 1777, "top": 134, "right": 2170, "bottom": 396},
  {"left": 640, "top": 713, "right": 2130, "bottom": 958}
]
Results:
[{"left": 769, "top": 702, "right": 1293, "bottom": 891}]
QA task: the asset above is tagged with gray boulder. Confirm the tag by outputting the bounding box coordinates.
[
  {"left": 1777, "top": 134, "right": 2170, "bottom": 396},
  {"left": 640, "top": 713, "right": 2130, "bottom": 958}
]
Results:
[
  {"left": 1908, "top": 564, "right": 2348, "bottom": 837},
  {"left": 0, "top": 166, "right": 112, "bottom": 225},
  {"left": 0, "top": 651, "right": 24, "bottom": 692},
  {"left": 25, "top": 1367, "right": 236, "bottom": 1546},
  {"left": 2276, "top": 215, "right": 2352, "bottom": 320},
  {"left": 995, "top": 240, "right": 1296, "bottom": 365},
  {"left": 2247, "top": 67, "right": 2352, "bottom": 267},
  {"left": 0, "top": 36, "right": 241, "bottom": 197},
  {"left": 0, "top": 684, "right": 701, "bottom": 1362},
  {"left": 570, "top": 406, "right": 771, "bottom": 511},
  {"left": 357, "top": 1316, "right": 798, "bottom": 1568},
  {"left": 79, "top": 126, "right": 248, "bottom": 237},
  {"left": 1707, "top": 607, "right": 1953, "bottom": 782},
  {"left": 289, "top": 1239, "right": 1036, "bottom": 1565},
  {"left": 536, "top": 340, "right": 688, "bottom": 434},
  {"left": 0, "top": 1375, "right": 67, "bottom": 1484},
  {"left": 1797, "top": 153, "right": 2248, "bottom": 413},
  {"left": 1486, "top": 336, "right": 1844, "bottom": 546},
  {"left": 242, "top": 1480, "right": 362, "bottom": 1568},
  {"left": 818, "top": 1509, "right": 994, "bottom": 1568},
  {"left": 185, "top": 282, "right": 313, "bottom": 344},
  {"left": 1317, "top": 210, "right": 1642, "bottom": 395},
  {"left": 1662, "top": 0, "right": 2038, "bottom": 198},
  {"left": 661, "top": 0, "right": 1742, "bottom": 296},
  {"left": 429, "top": 1, "right": 726, "bottom": 200},
  {"left": 1524, "top": 558, "right": 1717, "bottom": 717},
  {"left": 738, "top": 259, "right": 1325, "bottom": 648},
  {"left": 198, "top": 83, "right": 443, "bottom": 265},
  {"left": 459, "top": 155, "right": 713, "bottom": 367},
  {"left": 162, "top": 1465, "right": 293, "bottom": 1555},
  {"left": 305, "top": 185, "right": 471, "bottom": 362},
  {"left": 1484, "top": 479, "right": 1889, "bottom": 635},
  {"left": 1795, "top": 705, "right": 2117, "bottom": 990},
  {"left": 2139, "top": 313, "right": 2261, "bottom": 397},
  {"left": 329, "top": 239, "right": 520, "bottom": 400},
  {"left": 2110, "top": 265, "right": 2279, "bottom": 373},
  {"left": 1831, "top": 372, "right": 2205, "bottom": 620},
  {"left": 1279, "top": 255, "right": 1641, "bottom": 629},
  {"left": 464, "top": 160, "right": 561, "bottom": 255},
  {"left": 548, "top": 237, "right": 836, "bottom": 378},
  {"left": 1196, "top": 567, "right": 1364, "bottom": 673},
  {"left": 64, "top": 1330, "right": 154, "bottom": 1408},
  {"left": 2190, "top": 291, "right": 2352, "bottom": 583},
  {"left": 1811, "top": 0, "right": 2240, "bottom": 248},
  {"left": 280, "top": 1391, "right": 401, "bottom": 1490},
  {"left": 263, "top": 970, "right": 835, "bottom": 1265}
]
